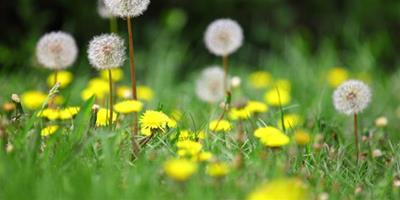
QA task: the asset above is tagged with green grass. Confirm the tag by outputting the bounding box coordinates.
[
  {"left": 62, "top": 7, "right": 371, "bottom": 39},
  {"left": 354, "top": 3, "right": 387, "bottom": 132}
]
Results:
[{"left": 1, "top": 33, "right": 400, "bottom": 200}]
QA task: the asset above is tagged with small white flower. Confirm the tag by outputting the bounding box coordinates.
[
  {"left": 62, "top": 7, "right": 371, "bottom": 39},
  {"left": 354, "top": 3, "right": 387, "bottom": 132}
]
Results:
[
  {"left": 36, "top": 31, "right": 78, "bottom": 70},
  {"left": 375, "top": 116, "right": 388, "bottom": 127},
  {"left": 333, "top": 80, "right": 372, "bottom": 115},
  {"left": 196, "top": 66, "right": 225, "bottom": 103},
  {"left": 104, "top": 0, "right": 150, "bottom": 18},
  {"left": 204, "top": 19, "right": 243, "bottom": 56},
  {"left": 98, "top": 0, "right": 114, "bottom": 18},
  {"left": 372, "top": 149, "right": 383, "bottom": 158},
  {"left": 231, "top": 76, "right": 241, "bottom": 88},
  {"left": 88, "top": 34, "right": 126, "bottom": 70}
]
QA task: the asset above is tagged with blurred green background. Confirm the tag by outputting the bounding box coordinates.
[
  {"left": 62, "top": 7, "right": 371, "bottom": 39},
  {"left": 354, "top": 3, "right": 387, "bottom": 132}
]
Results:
[{"left": 1, "top": 0, "right": 400, "bottom": 73}]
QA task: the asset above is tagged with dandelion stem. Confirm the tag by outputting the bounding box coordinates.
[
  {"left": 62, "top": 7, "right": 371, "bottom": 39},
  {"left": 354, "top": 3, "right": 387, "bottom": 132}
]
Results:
[
  {"left": 110, "top": 17, "right": 118, "bottom": 33},
  {"left": 223, "top": 55, "right": 229, "bottom": 93},
  {"left": 354, "top": 113, "right": 359, "bottom": 163},
  {"left": 108, "top": 69, "right": 114, "bottom": 127},
  {"left": 126, "top": 17, "right": 140, "bottom": 157},
  {"left": 54, "top": 70, "right": 58, "bottom": 86},
  {"left": 49, "top": 70, "right": 59, "bottom": 108}
]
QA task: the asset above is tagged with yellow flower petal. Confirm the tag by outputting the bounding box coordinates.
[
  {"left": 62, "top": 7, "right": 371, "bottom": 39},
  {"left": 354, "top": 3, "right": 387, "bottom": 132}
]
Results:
[
  {"left": 41, "top": 125, "right": 59, "bottom": 137},
  {"left": 96, "top": 108, "right": 117, "bottom": 126},
  {"left": 114, "top": 100, "right": 143, "bottom": 114},
  {"left": 47, "top": 70, "right": 73, "bottom": 88},
  {"left": 209, "top": 120, "right": 232, "bottom": 132},
  {"left": 163, "top": 159, "right": 197, "bottom": 182},
  {"left": 100, "top": 68, "right": 124, "bottom": 82}
]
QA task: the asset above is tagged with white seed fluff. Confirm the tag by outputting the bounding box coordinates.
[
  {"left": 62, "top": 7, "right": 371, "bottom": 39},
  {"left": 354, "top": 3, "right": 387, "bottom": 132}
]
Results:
[
  {"left": 333, "top": 80, "right": 372, "bottom": 115},
  {"left": 36, "top": 31, "right": 78, "bottom": 70},
  {"left": 98, "top": 0, "right": 114, "bottom": 18},
  {"left": 104, "top": 0, "right": 150, "bottom": 18},
  {"left": 195, "top": 66, "right": 225, "bottom": 103},
  {"left": 204, "top": 19, "right": 243, "bottom": 57},
  {"left": 87, "top": 34, "right": 126, "bottom": 70}
]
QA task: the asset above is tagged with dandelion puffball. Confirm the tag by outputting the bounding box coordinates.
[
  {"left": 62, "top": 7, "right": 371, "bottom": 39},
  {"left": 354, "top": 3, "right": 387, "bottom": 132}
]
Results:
[
  {"left": 88, "top": 34, "right": 126, "bottom": 70},
  {"left": 104, "top": 0, "right": 150, "bottom": 18},
  {"left": 36, "top": 31, "right": 78, "bottom": 70},
  {"left": 333, "top": 80, "right": 372, "bottom": 115},
  {"left": 196, "top": 66, "right": 225, "bottom": 103},
  {"left": 98, "top": 0, "right": 113, "bottom": 18},
  {"left": 204, "top": 19, "right": 243, "bottom": 57}
]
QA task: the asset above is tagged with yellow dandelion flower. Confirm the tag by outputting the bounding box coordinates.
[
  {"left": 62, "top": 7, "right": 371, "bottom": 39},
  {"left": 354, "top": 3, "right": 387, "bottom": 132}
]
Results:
[
  {"left": 21, "top": 91, "right": 47, "bottom": 110},
  {"left": 138, "top": 86, "right": 154, "bottom": 101},
  {"left": 81, "top": 87, "right": 107, "bottom": 101},
  {"left": 327, "top": 67, "right": 349, "bottom": 87},
  {"left": 37, "top": 108, "right": 59, "bottom": 121},
  {"left": 264, "top": 89, "right": 291, "bottom": 106},
  {"left": 229, "top": 107, "right": 251, "bottom": 120},
  {"left": 163, "top": 158, "right": 197, "bottom": 182},
  {"left": 59, "top": 107, "right": 80, "bottom": 120},
  {"left": 254, "top": 127, "right": 289, "bottom": 147},
  {"left": 100, "top": 68, "right": 124, "bottom": 82},
  {"left": 196, "top": 151, "right": 213, "bottom": 162},
  {"left": 249, "top": 71, "right": 272, "bottom": 89},
  {"left": 140, "top": 110, "right": 172, "bottom": 132},
  {"left": 176, "top": 140, "right": 202, "bottom": 156},
  {"left": 278, "top": 114, "right": 303, "bottom": 129},
  {"left": 117, "top": 86, "right": 132, "bottom": 99},
  {"left": 114, "top": 100, "right": 143, "bottom": 114},
  {"left": 140, "top": 127, "right": 152, "bottom": 136},
  {"left": 274, "top": 79, "right": 292, "bottom": 92},
  {"left": 41, "top": 125, "right": 59, "bottom": 137},
  {"left": 96, "top": 108, "right": 117, "bottom": 126},
  {"left": 209, "top": 120, "right": 232, "bottom": 132},
  {"left": 88, "top": 78, "right": 109, "bottom": 91},
  {"left": 168, "top": 118, "right": 178, "bottom": 128},
  {"left": 197, "top": 130, "right": 206, "bottom": 139},
  {"left": 246, "top": 101, "right": 268, "bottom": 114},
  {"left": 294, "top": 130, "right": 311, "bottom": 146},
  {"left": 247, "top": 178, "right": 309, "bottom": 200},
  {"left": 47, "top": 70, "right": 73, "bottom": 88},
  {"left": 206, "top": 162, "right": 230, "bottom": 177},
  {"left": 178, "top": 130, "right": 191, "bottom": 141}
]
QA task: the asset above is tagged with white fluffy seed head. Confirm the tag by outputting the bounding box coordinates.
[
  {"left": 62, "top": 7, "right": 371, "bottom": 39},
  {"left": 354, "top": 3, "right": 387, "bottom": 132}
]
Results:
[
  {"left": 333, "top": 80, "right": 372, "bottom": 115},
  {"left": 98, "top": 0, "right": 114, "bottom": 18},
  {"left": 36, "top": 31, "right": 78, "bottom": 70},
  {"left": 204, "top": 19, "right": 244, "bottom": 57},
  {"left": 87, "top": 33, "right": 126, "bottom": 70},
  {"left": 104, "top": 0, "right": 150, "bottom": 18},
  {"left": 196, "top": 66, "right": 226, "bottom": 103}
]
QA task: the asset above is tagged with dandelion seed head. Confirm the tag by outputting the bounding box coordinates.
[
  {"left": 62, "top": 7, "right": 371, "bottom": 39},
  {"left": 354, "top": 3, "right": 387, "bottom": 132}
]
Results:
[
  {"left": 98, "top": 0, "right": 114, "bottom": 18},
  {"left": 195, "top": 66, "right": 225, "bottom": 103},
  {"left": 36, "top": 31, "right": 78, "bottom": 70},
  {"left": 88, "top": 33, "right": 126, "bottom": 70},
  {"left": 104, "top": 0, "right": 150, "bottom": 18},
  {"left": 333, "top": 80, "right": 372, "bottom": 115},
  {"left": 204, "top": 19, "right": 243, "bottom": 56}
]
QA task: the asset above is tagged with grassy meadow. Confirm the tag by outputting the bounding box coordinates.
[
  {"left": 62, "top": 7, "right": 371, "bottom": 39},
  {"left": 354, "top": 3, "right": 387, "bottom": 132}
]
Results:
[{"left": 1, "top": 1, "right": 400, "bottom": 200}]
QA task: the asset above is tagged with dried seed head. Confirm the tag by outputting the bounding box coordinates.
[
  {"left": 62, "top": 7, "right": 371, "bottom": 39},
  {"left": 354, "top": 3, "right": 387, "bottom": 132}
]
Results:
[
  {"left": 204, "top": 19, "right": 243, "bottom": 56},
  {"left": 36, "top": 31, "right": 78, "bottom": 70},
  {"left": 11, "top": 94, "right": 20, "bottom": 103},
  {"left": 88, "top": 34, "right": 126, "bottom": 70},
  {"left": 196, "top": 66, "right": 225, "bottom": 103},
  {"left": 98, "top": 0, "right": 114, "bottom": 18},
  {"left": 333, "top": 80, "right": 372, "bottom": 115},
  {"left": 104, "top": 0, "right": 150, "bottom": 18}
]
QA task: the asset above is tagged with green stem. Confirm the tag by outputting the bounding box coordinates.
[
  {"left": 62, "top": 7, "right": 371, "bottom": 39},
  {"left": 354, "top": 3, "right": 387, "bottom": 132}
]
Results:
[
  {"left": 127, "top": 17, "right": 139, "bottom": 157},
  {"left": 108, "top": 69, "right": 114, "bottom": 127}
]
